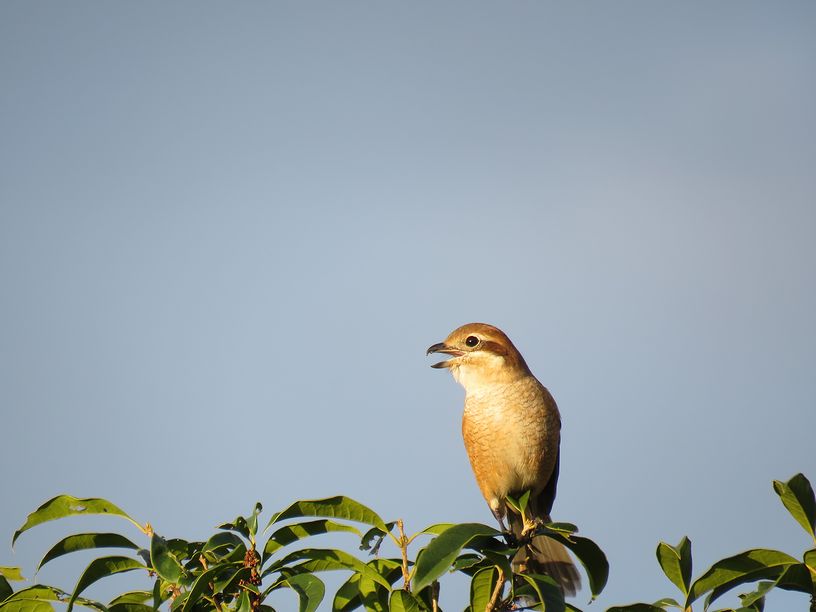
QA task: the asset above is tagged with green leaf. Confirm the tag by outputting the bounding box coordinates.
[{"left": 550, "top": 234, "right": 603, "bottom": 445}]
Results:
[
  {"left": 107, "top": 591, "right": 152, "bottom": 606},
  {"left": 656, "top": 537, "right": 692, "bottom": 595},
  {"left": 13, "top": 496, "right": 141, "bottom": 546},
  {"left": 506, "top": 490, "right": 531, "bottom": 517},
  {"left": 805, "top": 548, "right": 816, "bottom": 571},
  {"left": 265, "top": 548, "right": 392, "bottom": 590},
  {"left": 389, "top": 590, "right": 424, "bottom": 612},
  {"left": 108, "top": 605, "right": 155, "bottom": 612},
  {"left": 736, "top": 580, "right": 775, "bottom": 608},
  {"left": 687, "top": 548, "right": 798, "bottom": 606},
  {"left": 219, "top": 516, "right": 251, "bottom": 540},
  {"left": 773, "top": 473, "right": 816, "bottom": 541},
  {"left": 0, "top": 576, "right": 12, "bottom": 603},
  {"left": 180, "top": 565, "right": 231, "bottom": 612},
  {"left": 653, "top": 598, "right": 682, "bottom": 608},
  {"left": 418, "top": 524, "right": 456, "bottom": 536},
  {"left": 1, "top": 585, "right": 65, "bottom": 606},
  {"left": 544, "top": 522, "right": 579, "bottom": 535},
  {"left": 330, "top": 558, "right": 403, "bottom": 612},
  {"left": 37, "top": 533, "right": 139, "bottom": 571},
  {"left": 0, "top": 600, "right": 56, "bottom": 612},
  {"left": 538, "top": 531, "right": 609, "bottom": 599},
  {"left": 332, "top": 573, "right": 363, "bottom": 611},
  {"left": 151, "top": 534, "right": 187, "bottom": 584},
  {"left": 606, "top": 605, "right": 666, "bottom": 612},
  {"left": 266, "top": 496, "right": 388, "bottom": 533},
  {"left": 263, "top": 520, "right": 361, "bottom": 562},
  {"left": 412, "top": 523, "right": 502, "bottom": 593},
  {"left": 247, "top": 503, "right": 263, "bottom": 539},
  {"left": 359, "top": 523, "right": 395, "bottom": 554},
  {"left": 469, "top": 566, "right": 497, "bottom": 612},
  {"left": 517, "top": 573, "right": 565, "bottom": 612},
  {"left": 67, "top": 557, "right": 146, "bottom": 611},
  {"left": 451, "top": 554, "right": 484, "bottom": 572},
  {"left": 774, "top": 562, "right": 816, "bottom": 593},
  {"left": 276, "top": 573, "right": 325, "bottom": 612},
  {"left": 0, "top": 569, "right": 24, "bottom": 582}
]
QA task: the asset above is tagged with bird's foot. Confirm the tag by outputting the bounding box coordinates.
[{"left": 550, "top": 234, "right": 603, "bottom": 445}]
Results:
[
  {"left": 519, "top": 517, "right": 544, "bottom": 543},
  {"left": 502, "top": 530, "right": 519, "bottom": 548}
]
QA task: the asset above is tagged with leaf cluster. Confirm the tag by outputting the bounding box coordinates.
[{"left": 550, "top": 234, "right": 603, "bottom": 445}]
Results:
[
  {"left": 609, "top": 473, "right": 816, "bottom": 612},
  {"left": 2, "top": 473, "right": 813, "bottom": 611}
]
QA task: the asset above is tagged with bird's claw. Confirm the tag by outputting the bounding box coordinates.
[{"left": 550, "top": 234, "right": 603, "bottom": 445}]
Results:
[{"left": 502, "top": 530, "right": 519, "bottom": 548}]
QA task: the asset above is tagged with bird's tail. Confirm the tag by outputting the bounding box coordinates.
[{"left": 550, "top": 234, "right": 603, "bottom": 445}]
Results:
[{"left": 512, "top": 534, "right": 581, "bottom": 597}]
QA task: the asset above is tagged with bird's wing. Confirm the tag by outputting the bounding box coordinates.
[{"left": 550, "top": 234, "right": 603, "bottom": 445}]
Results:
[{"left": 535, "top": 447, "right": 560, "bottom": 520}]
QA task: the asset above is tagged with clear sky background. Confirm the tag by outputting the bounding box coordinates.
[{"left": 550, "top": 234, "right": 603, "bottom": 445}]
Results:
[{"left": 1, "top": 2, "right": 814, "bottom": 610}]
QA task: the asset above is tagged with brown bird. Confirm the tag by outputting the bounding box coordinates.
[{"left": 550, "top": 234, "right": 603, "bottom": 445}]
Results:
[{"left": 427, "top": 322, "right": 580, "bottom": 596}]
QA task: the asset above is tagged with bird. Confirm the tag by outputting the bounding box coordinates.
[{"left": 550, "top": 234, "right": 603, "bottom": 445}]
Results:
[{"left": 427, "top": 322, "right": 580, "bottom": 596}]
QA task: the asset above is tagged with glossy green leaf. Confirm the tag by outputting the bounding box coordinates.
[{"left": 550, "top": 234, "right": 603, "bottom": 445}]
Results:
[
  {"left": 469, "top": 566, "right": 497, "bottom": 612},
  {"left": 412, "top": 523, "right": 502, "bottom": 593},
  {"left": 389, "top": 590, "right": 424, "bottom": 612},
  {"left": 0, "top": 569, "right": 23, "bottom": 582},
  {"left": 606, "top": 605, "right": 665, "bottom": 612},
  {"left": 265, "top": 548, "right": 392, "bottom": 589},
  {"left": 276, "top": 573, "right": 325, "bottom": 612},
  {"left": 0, "top": 600, "right": 56, "bottom": 612},
  {"left": 653, "top": 598, "right": 682, "bottom": 608},
  {"left": 0, "top": 585, "right": 66, "bottom": 605},
  {"left": 0, "top": 576, "right": 12, "bottom": 603},
  {"left": 773, "top": 474, "right": 816, "bottom": 540},
  {"left": 212, "top": 566, "right": 251, "bottom": 596},
  {"left": 774, "top": 562, "right": 816, "bottom": 593},
  {"left": 266, "top": 497, "right": 388, "bottom": 532},
  {"left": 203, "top": 531, "right": 245, "bottom": 553},
  {"left": 263, "top": 520, "right": 361, "bottom": 562},
  {"left": 359, "top": 523, "right": 395, "bottom": 554},
  {"left": 506, "top": 490, "right": 531, "bottom": 517},
  {"left": 107, "top": 605, "right": 155, "bottom": 612},
  {"left": 451, "top": 554, "right": 484, "bottom": 572},
  {"left": 13, "top": 496, "right": 141, "bottom": 546},
  {"left": 804, "top": 548, "right": 816, "bottom": 573},
  {"left": 107, "top": 591, "right": 152, "bottom": 606},
  {"left": 736, "top": 580, "right": 775, "bottom": 608},
  {"left": 418, "top": 523, "right": 456, "bottom": 536},
  {"left": 656, "top": 537, "right": 692, "bottom": 595},
  {"left": 37, "top": 533, "right": 139, "bottom": 571},
  {"left": 180, "top": 565, "right": 229, "bottom": 612},
  {"left": 332, "top": 573, "right": 363, "bottom": 612},
  {"left": 150, "top": 535, "right": 186, "bottom": 583},
  {"left": 544, "top": 522, "right": 579, "bottom": 535},
  {"left": 67, "top": 557, "right": 146, "bottom": 611},
  {"left": 247, "top": 503, "right": 263, "bottom": 539},
  {"left": 687, "top": 548, "right": 798, "bottom": 606},
  {"left": 218, "top": 515, "right": 251, "bottom": 540},
  {"left": 517, "top": 573, "right": 564, "bottom": 612},
  {"left": 538, "top": 531, "right": 609, "bottom": 599}
]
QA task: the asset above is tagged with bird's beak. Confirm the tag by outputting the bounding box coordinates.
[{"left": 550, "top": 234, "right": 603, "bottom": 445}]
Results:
[{"left": 426, "top": 342, "right": 464, "bottom": 369}]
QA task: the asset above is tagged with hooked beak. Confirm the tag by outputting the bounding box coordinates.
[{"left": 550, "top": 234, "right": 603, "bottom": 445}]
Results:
[{"left": 426, "top": 342, "right": 464, "bottom": 369}]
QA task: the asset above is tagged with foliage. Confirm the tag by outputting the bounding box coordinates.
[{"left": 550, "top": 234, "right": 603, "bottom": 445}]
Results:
[
  {"left": 608, "top": 473, "right": 816, "bottom": 612},
  {"left": 2, "top": 474, "right": 813, "bottom": 611}
]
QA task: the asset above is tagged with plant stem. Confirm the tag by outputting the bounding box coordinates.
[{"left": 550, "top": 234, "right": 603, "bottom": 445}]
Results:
[
  {"left": 397, "top": 519, "right": 411, "bottom": 591},
  {"left": 486, "top": 567, "right": 505, "bottom": 612}
]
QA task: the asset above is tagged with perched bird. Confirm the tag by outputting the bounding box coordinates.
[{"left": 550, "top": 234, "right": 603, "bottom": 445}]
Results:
[{"left": 427, "top": 322, "right": 580, "bottom": 596}]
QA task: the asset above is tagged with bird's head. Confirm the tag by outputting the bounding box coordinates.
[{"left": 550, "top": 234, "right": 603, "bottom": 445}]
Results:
[{"left": 427, "top": 323, "right": 531, "bottom": 391}]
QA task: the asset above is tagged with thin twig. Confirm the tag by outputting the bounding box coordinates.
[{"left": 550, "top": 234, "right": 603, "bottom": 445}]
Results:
[
  {"left": 397, "top": 519, "right": 411, "bottom": 591},
  {"left": 486, "top": 567, "right": 505, "bottom": 612}
]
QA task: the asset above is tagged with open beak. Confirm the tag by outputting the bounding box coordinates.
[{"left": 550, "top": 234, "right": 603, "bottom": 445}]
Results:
[{"left": 426, "top": 342, "right": 464, "bottom": 369}]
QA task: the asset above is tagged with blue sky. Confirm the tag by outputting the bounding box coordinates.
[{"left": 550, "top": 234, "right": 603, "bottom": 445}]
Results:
[{"left": 1, "top": 2, "right": 814, "bottom": 609}]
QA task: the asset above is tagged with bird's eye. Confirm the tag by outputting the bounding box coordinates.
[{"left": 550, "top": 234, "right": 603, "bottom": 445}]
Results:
[{"left": 465, "top": 335, "right": 479, "bottom": 347}]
